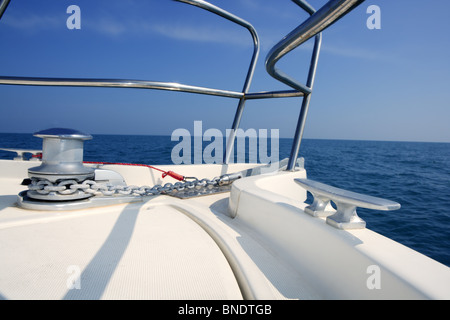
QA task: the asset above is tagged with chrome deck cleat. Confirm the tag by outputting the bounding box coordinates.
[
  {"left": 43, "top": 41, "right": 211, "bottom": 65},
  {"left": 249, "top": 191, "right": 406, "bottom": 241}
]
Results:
[{"left": 294, "top": 178, "right": 401, "bottom": 229}]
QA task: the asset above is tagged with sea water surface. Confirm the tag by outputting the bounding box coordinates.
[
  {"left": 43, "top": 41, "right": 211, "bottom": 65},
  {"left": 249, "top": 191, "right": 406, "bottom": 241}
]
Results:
[{"left": 1, "top": 133, "right": 449, "bottom": 268}]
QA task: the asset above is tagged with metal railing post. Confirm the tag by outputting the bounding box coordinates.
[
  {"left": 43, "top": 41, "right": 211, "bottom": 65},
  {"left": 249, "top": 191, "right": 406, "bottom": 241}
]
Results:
[
  {"left": 0, "top": 0, "right": 365, "bottom": 172},
  {"left": 286, "top": 32, "right": 322, "bottom": 171},
  {"left": 175, "top": 1, "right": 260, "bottom": 165},
  {"left": 265, "top": 0, "right": 364, "bottom": 171},
  {"left": 0, "top": 0, "right": 10, "bottom": 20}
]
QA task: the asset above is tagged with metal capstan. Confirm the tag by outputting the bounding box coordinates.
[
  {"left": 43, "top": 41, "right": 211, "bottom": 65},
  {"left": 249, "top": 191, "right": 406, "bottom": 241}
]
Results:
[{"left": 27, "top": 128, "right": 95, "bottom": 201}]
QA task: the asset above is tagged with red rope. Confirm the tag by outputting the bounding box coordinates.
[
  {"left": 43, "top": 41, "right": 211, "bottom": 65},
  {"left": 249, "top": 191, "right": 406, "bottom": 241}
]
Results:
[{"left": 83, "top": 161, "right": 185, "bottom": 181}]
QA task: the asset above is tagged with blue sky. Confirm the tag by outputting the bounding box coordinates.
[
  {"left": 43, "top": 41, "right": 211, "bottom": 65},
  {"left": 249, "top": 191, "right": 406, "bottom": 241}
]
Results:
[{"left": 0, "top": 0, "right": 449, "bottom": 142}]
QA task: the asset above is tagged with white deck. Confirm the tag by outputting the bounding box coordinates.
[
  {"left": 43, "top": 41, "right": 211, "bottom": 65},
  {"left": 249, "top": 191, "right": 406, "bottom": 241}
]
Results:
[{"left": 0, "top": 160, "right": 449, "bottom": 300}]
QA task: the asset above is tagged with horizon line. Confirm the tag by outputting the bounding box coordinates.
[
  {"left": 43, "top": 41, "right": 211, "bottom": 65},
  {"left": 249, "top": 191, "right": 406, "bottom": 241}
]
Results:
[{"left": 0, "top": 131, "right": 449, "bottom": 144}]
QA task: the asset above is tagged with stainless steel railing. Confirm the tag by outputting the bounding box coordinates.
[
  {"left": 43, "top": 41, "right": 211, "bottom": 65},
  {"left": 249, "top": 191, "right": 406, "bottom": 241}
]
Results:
[
  {"left": 266, "top": 0, "right": 364, "bottom": 170},
  {"left": 176, "top": 0, "right": 260, "bottom": 164},
  {"left": 0, "top": 76, "right": 245, "bottom": 99},
  {"left": 0, "top": 0, "right": 365, "bottom": 169},
  {"left": 0, "top": 0, "right": 10, "bottom": 20}
]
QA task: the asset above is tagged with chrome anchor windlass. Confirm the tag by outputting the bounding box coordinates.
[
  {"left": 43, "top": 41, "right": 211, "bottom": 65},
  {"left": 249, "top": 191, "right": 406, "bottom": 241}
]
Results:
[{"left": 27, "top": 128, "right": 95, "bottom": 201}]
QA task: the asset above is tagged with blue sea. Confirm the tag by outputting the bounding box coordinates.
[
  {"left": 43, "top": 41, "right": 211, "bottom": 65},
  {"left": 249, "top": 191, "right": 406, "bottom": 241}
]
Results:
[{"left": 1, "top": 133, "right": 449, "bottom": 268}]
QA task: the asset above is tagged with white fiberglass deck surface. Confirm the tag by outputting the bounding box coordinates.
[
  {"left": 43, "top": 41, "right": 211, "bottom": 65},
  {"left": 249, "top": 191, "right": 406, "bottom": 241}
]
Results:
[
  {"left": 0, "top": 161, "right": 317, "bottom": 300},
  {"left": 2, "top": 160, "right": 450, "bottom": 300},
  {"left": 0, "top": 200, "right": 242, "bottom": 300}
]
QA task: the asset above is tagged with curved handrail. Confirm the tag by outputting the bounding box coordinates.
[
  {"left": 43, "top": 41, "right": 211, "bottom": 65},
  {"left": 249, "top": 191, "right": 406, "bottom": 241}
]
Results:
[
  {"left": 174, "top": 0, "right": 260, "bottom": 164},
  {"left": 265, "top": 0, "right": 364, "bottom": 94},
  {"left": 0, "top": 76, "right": 244, "bottom": 98},
  {"left": 0, "top": 0, "right": 260, "bottom": 101},
  {"left": 175, "top": 0, "right": 260, "bottom": 95},
  {"left": 0, "top": 0, "right": 366, "bottom": 170},
  {"left": 0, "top": 0, "right": 10, "bottom": 20},
  {"left": 0, "top": 75, "right": 305, "bottom": 100},
  {"left": 0, "top": 0, "right": 262, "bottom": 164},
  {"left": 265, "top": 0, "right": 364, "bottom": 171}
]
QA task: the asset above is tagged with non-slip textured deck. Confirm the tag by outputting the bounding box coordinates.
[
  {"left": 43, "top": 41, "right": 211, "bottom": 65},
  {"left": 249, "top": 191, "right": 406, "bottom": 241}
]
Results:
[{"left": 0, "top": 200, "right": 243, "bottom": 300}]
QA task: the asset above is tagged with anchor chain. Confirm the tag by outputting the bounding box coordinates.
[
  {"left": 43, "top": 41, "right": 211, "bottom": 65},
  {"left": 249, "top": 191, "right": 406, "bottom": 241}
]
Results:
[{"left": 28, "top": 173, "right": 241, "bottom": 198}]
